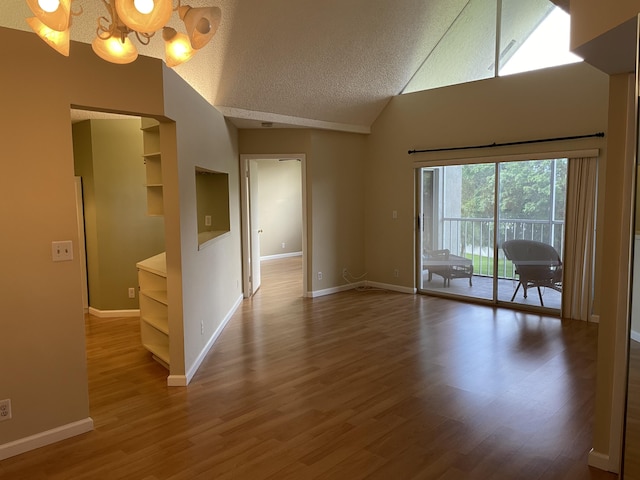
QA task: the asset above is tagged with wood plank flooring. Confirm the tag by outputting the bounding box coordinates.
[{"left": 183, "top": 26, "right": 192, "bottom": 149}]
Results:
[{"left": 0, "top": 256, "right": 618, "bottom": 479}]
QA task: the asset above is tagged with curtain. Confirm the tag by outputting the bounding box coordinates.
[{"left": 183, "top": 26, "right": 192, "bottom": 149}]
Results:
[{"left": 562, "top": 157, "right": 598, "bottom": 321}]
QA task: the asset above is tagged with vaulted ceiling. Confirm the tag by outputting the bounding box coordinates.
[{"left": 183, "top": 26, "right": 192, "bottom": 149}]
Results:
[{"left": 1, "top": 0, "right": 570, "bottom": 131}]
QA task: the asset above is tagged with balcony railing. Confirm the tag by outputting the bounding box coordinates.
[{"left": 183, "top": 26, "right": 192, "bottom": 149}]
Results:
[{"left": 435, "top": 217, "right": 564, "bottom": 279}]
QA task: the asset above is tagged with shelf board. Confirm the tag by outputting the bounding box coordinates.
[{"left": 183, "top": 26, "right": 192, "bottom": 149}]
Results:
[
  {"left": 142, "top": 152, "right": 161, "bottom": 158},
  {"left": 141, "top": 315, "right": 169, "bottom": 335},
  {"left": 140, "top": 123, "right": 160, "bottom": 132},
  {"left": 137, "top": 252, "right": 166, "bottom": 276},
  {"left": 140, "top": 289, "right": 168, "bottom": 305},
  {"left": 142, "top": 342, "right": 170, "bottom": 367},
  {"left": 145, "top": 184, "right": 163, "bottom": 188}
]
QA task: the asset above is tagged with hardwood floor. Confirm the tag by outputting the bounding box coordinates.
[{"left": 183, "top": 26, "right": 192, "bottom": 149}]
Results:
[{"left": 0, "top": 256, "right": 618, "bottom": 479}]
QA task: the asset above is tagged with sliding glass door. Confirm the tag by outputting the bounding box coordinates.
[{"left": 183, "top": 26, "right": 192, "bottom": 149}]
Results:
[{"left": 417, "top": 158, "right": 567, "bottom": 312}]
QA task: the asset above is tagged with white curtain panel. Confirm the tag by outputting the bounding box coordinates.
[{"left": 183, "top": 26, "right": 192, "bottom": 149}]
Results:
[{"left": 562, "top": 157, "right": 597, "bottom": 321}]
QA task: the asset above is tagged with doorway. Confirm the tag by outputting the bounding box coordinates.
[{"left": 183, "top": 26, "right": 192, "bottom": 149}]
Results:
[
  {"left": 417, "top": 157, "right": 567, "bottom": 312},
  {"left": 240, "top": 154, "right": 308, "bottom": 298}
]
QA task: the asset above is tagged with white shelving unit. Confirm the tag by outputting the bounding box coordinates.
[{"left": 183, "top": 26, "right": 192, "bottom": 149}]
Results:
[{"left": 137, "top": 252, "right": 169, "bottom": 368}]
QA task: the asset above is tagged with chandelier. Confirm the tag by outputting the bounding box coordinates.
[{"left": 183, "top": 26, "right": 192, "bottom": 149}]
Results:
[{"left": 25, "top": 0, "right": 221, "bottom": 67}]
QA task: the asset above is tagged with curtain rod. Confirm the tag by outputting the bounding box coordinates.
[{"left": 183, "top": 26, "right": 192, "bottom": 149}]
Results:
[{"left": 408, "top": 132, "right": 605, "bottom": 155}]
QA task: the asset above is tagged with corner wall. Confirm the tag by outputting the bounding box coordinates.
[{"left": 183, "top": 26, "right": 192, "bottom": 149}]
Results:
[
  {"left": 0, "top": 26, "right": 238, "bottom": 456},
  {"left": 0, "top": 27, "right": 165, "bottom": 455},
  {"left": 162, "top": 67, "right": 243, "bottom": 383}
]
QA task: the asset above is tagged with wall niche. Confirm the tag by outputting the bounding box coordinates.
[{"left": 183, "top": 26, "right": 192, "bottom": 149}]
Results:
[{"left": 196, "top": 166, "right": 230, "bottom": 248}]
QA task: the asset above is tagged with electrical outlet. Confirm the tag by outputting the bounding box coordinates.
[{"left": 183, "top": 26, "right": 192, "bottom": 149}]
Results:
[
  {"left": 200, "top": 321, "right": 204, "bottom": 335},
  {"left": 394, "top": 269, "right": 399, "bottom": 278},
  {"left": 343, "top": 268, "right": 347, "bottom": 277},
  {"left": 128, "top": 287, "right": 136, "bottom": 299},
  {"left": 317, "top": 272, "right": 323, "bottom": 280},
  {"left": 0, "top": 399, "right": 12, "bottom": 422},
  {"left": 281, "top": 242, "right": 286, "bottom": 249},
  {"left": 205, "top": 215, "right": 212, "bottom": 226}
]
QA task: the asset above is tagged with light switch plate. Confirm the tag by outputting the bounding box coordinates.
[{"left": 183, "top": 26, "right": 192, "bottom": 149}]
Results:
[{"left": 52, "top": 241, "right": 73, "bottom": 262}]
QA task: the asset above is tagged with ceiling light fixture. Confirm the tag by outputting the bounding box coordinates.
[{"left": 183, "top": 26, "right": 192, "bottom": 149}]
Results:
[{"left": 25, "top": 0, "right": 221, "bottom": 67}]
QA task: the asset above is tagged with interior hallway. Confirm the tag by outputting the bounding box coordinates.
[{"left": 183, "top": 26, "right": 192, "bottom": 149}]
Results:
[{"left": 0, "top": 256, "right": 617, "bottom": 479}]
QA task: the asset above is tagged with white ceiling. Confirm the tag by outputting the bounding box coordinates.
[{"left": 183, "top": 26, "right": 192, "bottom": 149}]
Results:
[{"left": 1, "top": 1, "right": 571, "bottom": 131}]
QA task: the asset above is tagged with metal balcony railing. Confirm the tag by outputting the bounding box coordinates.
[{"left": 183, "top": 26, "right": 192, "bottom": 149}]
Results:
[{"left": 436, "top": 217, "right": 564, "bottom": 279}]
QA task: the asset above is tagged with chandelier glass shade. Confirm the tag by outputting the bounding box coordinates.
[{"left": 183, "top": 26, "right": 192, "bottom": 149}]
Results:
[
  {"left": 162, "top": 27, "right": 195, "bottom": 67},
  {"left": 92, "top": 34, "right": 139, "bottom": 64},
  {"left": 25, "top": 0, "right": 221, "bottom": 67},
  {"left": 115, "top": 0, "right": 173, "bottom": 34},
  {"left": 26, "top": 16, "right": 70, "bottom": 56}
]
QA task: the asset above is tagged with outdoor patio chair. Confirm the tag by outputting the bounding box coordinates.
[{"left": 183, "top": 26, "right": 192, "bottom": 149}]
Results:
[
  {"left": 502, "top": 239, "right": 562, "bottom": 307},
  {"left": 424, "top": 249, "right": 473, "bottom": 287}
]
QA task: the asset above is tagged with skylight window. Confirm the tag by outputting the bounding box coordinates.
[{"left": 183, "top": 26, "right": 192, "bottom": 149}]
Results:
[
  {"left": 401, "top": 1, "right": 582, "bottom": 95},
  {"left": 499, "top": 7, "right": 582, "bottom": 76}
]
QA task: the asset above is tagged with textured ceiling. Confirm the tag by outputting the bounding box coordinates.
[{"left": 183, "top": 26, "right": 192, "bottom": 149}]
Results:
[{"left": 1, "top": 1, "right": 571, "bottom": 131}]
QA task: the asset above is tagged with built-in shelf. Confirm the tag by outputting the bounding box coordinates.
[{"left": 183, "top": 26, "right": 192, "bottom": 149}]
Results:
[
  {"left": 137, "top": 252, "right": 169, "bottom": 369},
  {"left": 141, "top": 118, "right": 163, "bottom": 216}
]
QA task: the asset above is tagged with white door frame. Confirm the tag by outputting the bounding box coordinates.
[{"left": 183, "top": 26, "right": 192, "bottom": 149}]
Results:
[{"left": 240, "top": 154, "right": 308, "bottom": 298}]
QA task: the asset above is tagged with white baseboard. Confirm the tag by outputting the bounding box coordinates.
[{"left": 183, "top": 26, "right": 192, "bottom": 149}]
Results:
[
  {"left": 306, "top": 281, "right": 416, "bottom": 298},
  {"left": 365, "top": 281, "right": 417, "bottom": 294},
  {"left": 171, "top": 294, "right": 244, "bottom": 387},
  {"left": 588, "top": 448, "right": 617, "bottom": 473},
  {"left": 167, "top": 375, "right": 188, "bottom": 387},
  {"left": 631, "top": 330, "right": 640, "bottom": 343},
  {"left": 0, "top": 417, "right": 94, "bottom": 461},
  {"left": 88, "top": 307, "right": 140, "bottom": 318},
  {"left": 261, "top": 251, "right": 302, "bottom": 261},
  {"left": 306, "top": 281, "right": 365, "bottom": 298}
]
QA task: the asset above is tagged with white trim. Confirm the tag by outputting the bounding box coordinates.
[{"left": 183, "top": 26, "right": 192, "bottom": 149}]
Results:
[
  {"left": 0, "top": 417, "right": 94, "bottom": 461},
  {"left": 305, "top": 282, "right": 365, "bottom": 298},
  {"left": 166, "top": 375, "right": 188, "bottom": 387},
  {"left": 365, "top": 281, "right": 417, "bottom": 294},
  {"left": 631, "top": 330, "right": 640, "bottom": 343},
  {"left": 173, "top": 294, "right": 244, "bottom": 387},
  {"left": 217, "top": 106, "right": 371, "bottom": 134},
  {"left": 590, "top": 314, "right": 600, "bottom": 324},
  {"left": 88, "top": 307, "right": 140, "bottom": 318},
  {"left": 588, "top": 449, "right": 617, "bottom": 473},
  {"left": 261, "top": 251, "right": 303, "bottom": 261},
  {"left": 305, "top": 281, "right": 416, "bottom": 298},
  {"left": 413, "top": 148, "right": 600, "bottom": 167}
]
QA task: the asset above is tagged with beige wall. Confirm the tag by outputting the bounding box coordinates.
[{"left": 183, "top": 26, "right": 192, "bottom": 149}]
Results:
[
  {"left": 571, "top": 0, "right": 640, "bottom": 49},
  {"left": 0, "top": 26, "right": 239, "bottom": 451},
  {"left": 366, "top": 62, "right": 609, "bottom": 289},
  {"left": 73, "top": 119, "right": 165, "bottom": 311},
  {"left": 162, "top": 67, "right": 242, "bottom": 380},
  {"left": 592, "top": 73, "right": 637, "bottom": 468},
  {"left": 0, "top": 27, "right": 165, "bottom": 448},
  {"left": 257, "top": 159, "right": 303, "bottom": 257},
  {"left": 238, "top": 129, "right": 367, "bottom": 292}
]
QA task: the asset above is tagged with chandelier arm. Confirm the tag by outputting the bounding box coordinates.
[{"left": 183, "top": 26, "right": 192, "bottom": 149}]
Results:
[
  {"left": 134, "top": 31, "right": 154, "bottom": 45},
  {"left": 96, "top": 0, "right": 116, "bottom": 40},
  {"left": 96, "top": 14, "right": 116, "bottom": 39},
  {"left": 70, "top": 2, "right": 83, "bottom": 17}
]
